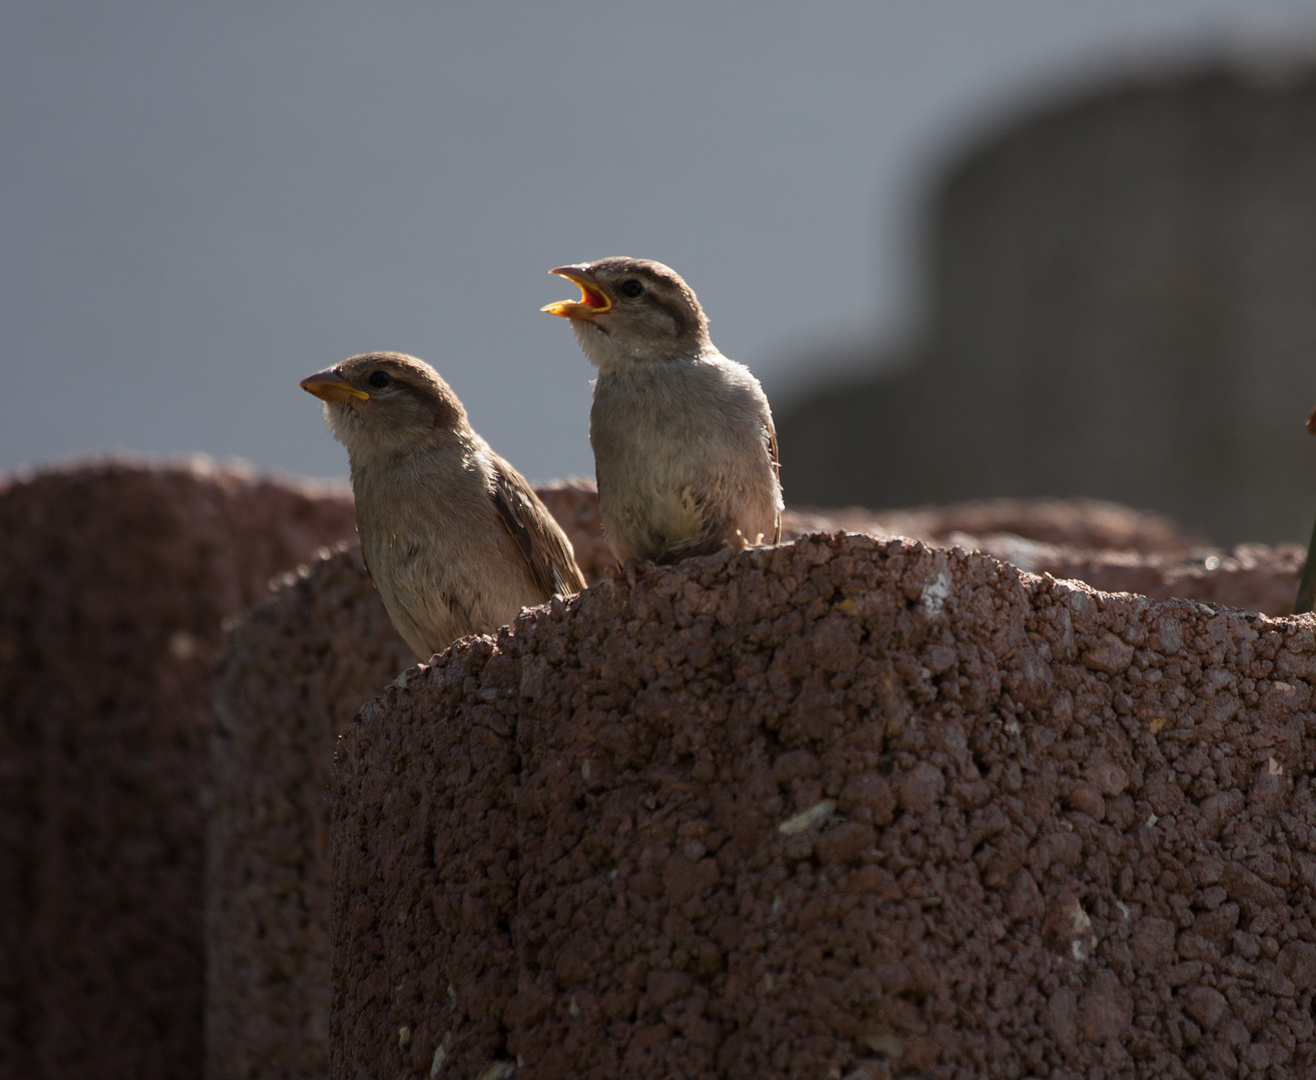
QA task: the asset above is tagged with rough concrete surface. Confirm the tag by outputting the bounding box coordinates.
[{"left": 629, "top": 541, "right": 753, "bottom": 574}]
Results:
[
  {"left": 790, "top": 499, "right": 1303, "bottom": 621},
  {"left": 1010, "top": 542, "right": 1305, "bottom": 622},
  {"left": 204, "top": 481, "right": 596, "bottom": 1080},
  {"left": 4, "top": 457, "right": 1308, "bottom": 1079},
  {"left": 219, "top": 494, "right": 1297, "bottom": 1079},
  {"left": 207, "top": 545, "right": 411, "bottom": 1080},
  {"left": 334, "top": 533, "right": 1316, "bottom": 1079},
  {"left": 0, "top": 458, "right": 358, "bottom": 1080},
  {"left": 793, "top": 497, "right": 1193, "bottom": 559},
  {"left": 0, "top": 460, "right": 605, "bottom": 1080}
]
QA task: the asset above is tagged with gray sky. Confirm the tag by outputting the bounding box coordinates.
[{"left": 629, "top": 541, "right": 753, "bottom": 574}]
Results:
[{"left": 5, "top": 1, "right": 1315, "bottom": 485}]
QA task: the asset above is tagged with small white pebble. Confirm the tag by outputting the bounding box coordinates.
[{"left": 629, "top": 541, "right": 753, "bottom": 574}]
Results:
[
  {"left": 1071, "top": 904, "right": 1091, "bottom": 934},
  {"left": 778, "top": 800, "right": 836, "bottom": 835},
  {"left": 168, "top": 630, "right": 197, "bottom": 662},
  {"left": 430, "top": 1032, "right": 452, "bottom": 1077}
]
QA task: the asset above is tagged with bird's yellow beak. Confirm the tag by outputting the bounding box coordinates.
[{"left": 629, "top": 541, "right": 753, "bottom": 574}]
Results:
[
  {"left": 299, "top": 370, "right": 370, "bottom": 403},
  {"left": 542, "top": 266, "right": 613, "bottom": 321}
]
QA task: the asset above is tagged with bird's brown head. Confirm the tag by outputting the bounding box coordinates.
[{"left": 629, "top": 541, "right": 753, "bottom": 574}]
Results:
[
  {"left": 542, "top": 257, "right": 711, "bottom": 371},
  {"left": 299, "top": 352, "right": 468, "bottom": 458}
]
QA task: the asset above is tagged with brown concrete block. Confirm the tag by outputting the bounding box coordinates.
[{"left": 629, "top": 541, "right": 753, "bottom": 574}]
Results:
[
  {"left": 790, "top": 499, "right": 1303, "bottom": 618},
  {"left": 1025, "top": 541, "right": 1304, "bottom": 618},
  {"left": 333, "top": 533, "right": 1316, "bottom": 1078},
  {"left": 207, "top": 545, "right": 412, "bottom": 1080},
  {"left": 788, "top": 495, "right": 1194, "bottom": 558},
  {"left": 213, "top": 485, "right": 1297, "bottom": 1078},
  {"left": 0, "top": 458, "right": 357, "bottom": 1080},
  {"left": 206, "top": 481, "right": 597, "bottom": 1079},
  {"left": 333, "top": 638, "right": 522, "bottom": 1080}
]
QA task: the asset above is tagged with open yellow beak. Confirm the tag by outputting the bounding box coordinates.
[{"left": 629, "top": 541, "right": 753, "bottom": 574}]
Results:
[
  {"left": 299, "top": 369, "right": 369, "bottom": 403},
  {"left": 541, "top": 265, "right": 613, "bottom": 321}
]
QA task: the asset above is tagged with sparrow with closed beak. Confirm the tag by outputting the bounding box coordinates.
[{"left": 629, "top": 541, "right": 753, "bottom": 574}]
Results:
[
  {"left": 542, "top": 257, "right": 782, "bottom": 565},
  {"left": 299, "top": 351, "right": 586, "bottom": 661}
]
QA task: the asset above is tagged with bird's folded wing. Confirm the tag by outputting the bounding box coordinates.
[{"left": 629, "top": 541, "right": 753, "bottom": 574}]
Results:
[
  {"left": 766, "top": 417, "right": 783, "bottom": 544},
  {"left": 489, "top": 457, "right": 588, "bottom": 597}
]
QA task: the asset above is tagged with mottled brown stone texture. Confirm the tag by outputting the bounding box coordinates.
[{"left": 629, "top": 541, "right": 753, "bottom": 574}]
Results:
[
  {"left": 0, "top": 459, "right": 357, "bottom": 1080},
  {"left": 334, "top": 534, "right": 1316, "bottom": 1079},
  {"left": 207, "top": 545, "right": 412, "bottom": 1080},
  {"left": 801, "top": 496, "right": 1194, "bottom": 559},
  {"left": 225, "top": 492, "right": 1294, "bottom": 1078},
  {"left": 204, "top": 480, "right": 594, "bottom": 1080},
  {"left": 334, "top": 641, "right": 523, "bottom": 1079},
  {"left": 223, "top": 492, "right": 1298, "bottom": 1078},
  {"left": 4, "top": 456, "right": 1307, "bottom": 1079},
  {"left": 796, "top": 499, "right": 1304, "bottom": 618}
]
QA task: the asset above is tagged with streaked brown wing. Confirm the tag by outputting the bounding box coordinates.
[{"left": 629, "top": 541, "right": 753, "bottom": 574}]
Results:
[
  {"left": 766, "top": 415, "right": 783, "bottom": 544},
  {"left": 489, "top": 455, "right": 588, "bottom": 597}
]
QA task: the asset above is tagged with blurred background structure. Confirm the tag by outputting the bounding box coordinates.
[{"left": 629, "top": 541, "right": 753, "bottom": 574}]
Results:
[
  {"left": 5, "top": 3, "right": 1316, "bottom": 544},
  {"left": 779, "top": 57, "right": 1316, "bottom": 544}
]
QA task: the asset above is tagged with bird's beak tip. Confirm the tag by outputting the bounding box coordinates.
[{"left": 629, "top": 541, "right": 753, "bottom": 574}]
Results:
[
  {"left": 543, "top": 266, "right": 611, "bottom": 320},
  {"left": 299, "top": 372, "right": 370, "bottom": 403}
]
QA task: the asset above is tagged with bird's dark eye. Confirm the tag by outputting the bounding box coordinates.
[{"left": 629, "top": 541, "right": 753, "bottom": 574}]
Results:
[
  {"left": 367, "top": 370, "right": 393, "bottom": 390},
  {"left": 620, "top": 279, "right": 645, "bottom": 299}
]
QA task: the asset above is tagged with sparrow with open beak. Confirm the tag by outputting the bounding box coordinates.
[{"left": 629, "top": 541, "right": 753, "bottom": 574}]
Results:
[
  {"left": 299, "top": 351, "right": 586, "bottom": 661},
  {"left": 543, "top": 257, "right": 782, "bottom": 565}
]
